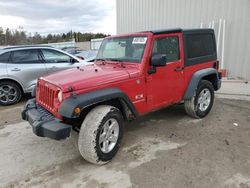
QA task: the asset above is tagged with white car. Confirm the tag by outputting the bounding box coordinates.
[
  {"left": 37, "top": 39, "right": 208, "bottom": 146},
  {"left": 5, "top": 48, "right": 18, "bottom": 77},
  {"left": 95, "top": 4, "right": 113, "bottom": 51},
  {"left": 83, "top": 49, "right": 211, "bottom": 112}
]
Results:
[{"left": 0, "top": 45, "right": 90, "bottom": 105}]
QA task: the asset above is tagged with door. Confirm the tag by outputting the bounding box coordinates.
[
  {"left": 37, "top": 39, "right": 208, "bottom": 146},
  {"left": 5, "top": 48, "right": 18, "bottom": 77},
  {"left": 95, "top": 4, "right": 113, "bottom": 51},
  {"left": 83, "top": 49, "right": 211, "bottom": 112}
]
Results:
[
  {"left": 147, "top": 33, "right": 185, "bottom": 109},
  {"left": 0, "top": 52, "right": 10, "bottom": 77},
  {"left": 40, "top": 49, "right": 79, "bottom": 74},
  {"left": 7, "top": 49, "right": 47, "bottom": 92}
]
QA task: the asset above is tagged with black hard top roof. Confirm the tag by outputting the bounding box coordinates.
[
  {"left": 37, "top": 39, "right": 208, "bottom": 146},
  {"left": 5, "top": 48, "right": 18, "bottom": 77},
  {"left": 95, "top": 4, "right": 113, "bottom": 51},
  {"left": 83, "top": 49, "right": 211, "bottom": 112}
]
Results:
[
  {"left": 145, "top": 28, "right": 214, "bottom": 35},
  {"left": 148, "top": 28, "right": 182, "bottom": 34}
]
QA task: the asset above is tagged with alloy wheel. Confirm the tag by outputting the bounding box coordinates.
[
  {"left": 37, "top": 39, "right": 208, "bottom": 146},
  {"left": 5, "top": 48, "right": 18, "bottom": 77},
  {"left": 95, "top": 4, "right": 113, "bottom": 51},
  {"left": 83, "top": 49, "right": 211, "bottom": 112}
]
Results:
[
  {"left": 99, "top": 118, "right": 119, "bottom": 153},
  {"left": 0, "top": 85, "right": 18, "bottom": 104},
  {"left": 197, "top": 88, "right": 211, "bottom": 112}
]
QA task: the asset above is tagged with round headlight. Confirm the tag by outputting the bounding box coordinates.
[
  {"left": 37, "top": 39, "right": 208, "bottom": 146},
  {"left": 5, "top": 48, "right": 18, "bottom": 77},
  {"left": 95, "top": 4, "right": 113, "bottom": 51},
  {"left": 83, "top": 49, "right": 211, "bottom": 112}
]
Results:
[{"left": 57, "top": 90, "right": 63, "bottom": 102}]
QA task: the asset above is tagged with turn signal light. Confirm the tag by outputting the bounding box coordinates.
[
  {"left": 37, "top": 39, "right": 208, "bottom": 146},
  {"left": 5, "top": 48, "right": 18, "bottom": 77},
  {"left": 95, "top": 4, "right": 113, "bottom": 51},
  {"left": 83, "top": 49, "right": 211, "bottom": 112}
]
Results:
[{"left": 74, "top": 107, "right": 81, "bottom": 114}]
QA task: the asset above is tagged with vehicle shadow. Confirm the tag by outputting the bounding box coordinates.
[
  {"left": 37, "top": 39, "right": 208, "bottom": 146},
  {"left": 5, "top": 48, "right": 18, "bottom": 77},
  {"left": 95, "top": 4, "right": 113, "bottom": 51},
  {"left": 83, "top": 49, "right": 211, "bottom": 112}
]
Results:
[{"left": 125, "top": 104, "right": 187, "bottom": 132}]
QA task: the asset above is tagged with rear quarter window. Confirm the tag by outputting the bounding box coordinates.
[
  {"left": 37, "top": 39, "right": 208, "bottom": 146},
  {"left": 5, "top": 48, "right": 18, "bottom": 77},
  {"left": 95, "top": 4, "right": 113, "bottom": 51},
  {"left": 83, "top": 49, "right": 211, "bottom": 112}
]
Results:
[
  {"left": 183, "top": 30, "right": 217, "bottom": 67},
  {"left": 186, "top": 34, "right": 216, "bottom": 59},
  {"left": 0, "top": 52, "right": 10, "bottom": 63},
  {"left": 11, "top": 49, "right": 42, "bottom": 64}
]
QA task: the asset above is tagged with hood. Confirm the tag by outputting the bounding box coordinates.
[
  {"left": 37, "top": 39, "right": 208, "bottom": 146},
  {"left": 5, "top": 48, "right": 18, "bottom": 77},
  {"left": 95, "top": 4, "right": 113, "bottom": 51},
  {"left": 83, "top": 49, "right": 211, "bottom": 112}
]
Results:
[{"left": 43, "top": 63, "right": 140, "bottom": 92}]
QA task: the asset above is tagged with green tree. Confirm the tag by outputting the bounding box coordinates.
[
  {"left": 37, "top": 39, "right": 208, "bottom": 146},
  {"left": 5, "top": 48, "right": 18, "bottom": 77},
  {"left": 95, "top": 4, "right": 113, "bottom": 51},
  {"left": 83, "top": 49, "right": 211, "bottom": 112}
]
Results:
[
  {"left": 0, "top": 27, "right": 109, "bottom": 45},
  {"left": 0, "top": 27, "right": 5, "bottom": 45}
]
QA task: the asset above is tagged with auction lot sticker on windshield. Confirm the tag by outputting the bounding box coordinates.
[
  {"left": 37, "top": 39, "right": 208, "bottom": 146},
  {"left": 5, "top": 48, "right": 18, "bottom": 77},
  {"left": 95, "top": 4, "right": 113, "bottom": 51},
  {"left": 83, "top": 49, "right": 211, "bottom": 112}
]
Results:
[{"left": 132, "top": 37, "right": 147, "bottom": 44}]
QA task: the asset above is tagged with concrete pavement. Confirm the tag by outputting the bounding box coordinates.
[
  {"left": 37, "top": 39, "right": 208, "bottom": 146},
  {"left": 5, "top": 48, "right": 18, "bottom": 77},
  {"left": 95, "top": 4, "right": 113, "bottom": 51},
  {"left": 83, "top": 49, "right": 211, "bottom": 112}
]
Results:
[
  {"left": 1, "top": 98, "right": 250, "bottom": 188},
  {"left": 216, "top": 79, "right": 250, "bottom": 100}
]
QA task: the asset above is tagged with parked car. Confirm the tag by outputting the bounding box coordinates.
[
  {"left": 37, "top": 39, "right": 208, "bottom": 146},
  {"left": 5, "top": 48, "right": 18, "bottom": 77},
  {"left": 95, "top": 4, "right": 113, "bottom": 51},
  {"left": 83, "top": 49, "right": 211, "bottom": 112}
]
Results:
[
  {"left": 22, "top": 28, "right": 221, "bottom": 165},
  {"left": 75, "top": 50, "right": 98, "bottom": 61},
  {"left": 62, "top": 47, "right": 82, "bottom": 55},
  {"left": 61, "top": 46, "right": 78, "bottom": 51},
  {"left": 0, "top": 45, "right": 89, "bottom": 105}
]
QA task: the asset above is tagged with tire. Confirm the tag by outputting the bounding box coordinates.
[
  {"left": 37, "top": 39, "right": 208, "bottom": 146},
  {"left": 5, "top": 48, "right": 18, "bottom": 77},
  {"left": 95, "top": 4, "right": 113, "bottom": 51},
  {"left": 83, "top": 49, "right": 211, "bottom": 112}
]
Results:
[
  {"left": 78, "top": 105, "right": 124, "bottom": 165},
  {"left": 0, "top": 81, "right": 22, "bottom": 106},
  {"left": 184, "top": 80, "right": 214, "bottom": 118}
]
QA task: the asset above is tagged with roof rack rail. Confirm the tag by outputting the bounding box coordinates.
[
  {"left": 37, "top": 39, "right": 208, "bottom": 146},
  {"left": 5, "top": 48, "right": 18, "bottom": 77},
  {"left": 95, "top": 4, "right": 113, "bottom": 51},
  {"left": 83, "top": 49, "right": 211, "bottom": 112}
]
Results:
[{"left": 3, "top": 45, "right": 53, "bottom": 50}]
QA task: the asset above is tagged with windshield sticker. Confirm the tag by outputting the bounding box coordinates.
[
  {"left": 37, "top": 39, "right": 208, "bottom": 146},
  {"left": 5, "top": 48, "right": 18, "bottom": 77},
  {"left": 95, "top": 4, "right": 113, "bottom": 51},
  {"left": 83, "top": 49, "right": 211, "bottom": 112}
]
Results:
[{"left": 132, "top": 37, "right": 147, "bottom": 44}]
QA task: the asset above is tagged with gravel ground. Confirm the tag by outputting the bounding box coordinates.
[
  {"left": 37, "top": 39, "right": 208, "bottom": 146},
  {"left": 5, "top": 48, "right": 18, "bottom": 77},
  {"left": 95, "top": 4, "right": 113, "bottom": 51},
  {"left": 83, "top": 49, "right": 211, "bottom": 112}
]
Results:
[{"left": 0, "top": 97, "right": 250, "bottom": 188}]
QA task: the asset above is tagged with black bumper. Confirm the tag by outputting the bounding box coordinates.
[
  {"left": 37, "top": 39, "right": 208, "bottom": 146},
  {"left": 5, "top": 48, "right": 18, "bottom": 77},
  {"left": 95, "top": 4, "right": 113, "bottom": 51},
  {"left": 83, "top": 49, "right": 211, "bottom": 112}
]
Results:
[{"left": 21, "top": 99, "right": 71, "bottom": 140}]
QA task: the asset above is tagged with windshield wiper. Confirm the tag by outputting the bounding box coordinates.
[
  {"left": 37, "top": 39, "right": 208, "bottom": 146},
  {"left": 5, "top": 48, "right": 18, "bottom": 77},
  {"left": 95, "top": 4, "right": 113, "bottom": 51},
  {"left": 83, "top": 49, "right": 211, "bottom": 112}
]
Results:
[
  {"left": 106, "top": 58, "right": 124, "bottom": 62},
  {"left": 105, "top": 58, "right": 126, "bottom": 68},
  {"left": 95, "top": 58, "right": 107, "bottom": 62}
]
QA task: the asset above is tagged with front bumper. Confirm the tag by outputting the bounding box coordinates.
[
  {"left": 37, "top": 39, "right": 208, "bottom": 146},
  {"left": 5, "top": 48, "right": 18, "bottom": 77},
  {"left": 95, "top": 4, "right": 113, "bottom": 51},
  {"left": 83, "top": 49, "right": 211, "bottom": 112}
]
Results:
[{"left": 21, "top": 99, "right": 71, "bottom": 140}]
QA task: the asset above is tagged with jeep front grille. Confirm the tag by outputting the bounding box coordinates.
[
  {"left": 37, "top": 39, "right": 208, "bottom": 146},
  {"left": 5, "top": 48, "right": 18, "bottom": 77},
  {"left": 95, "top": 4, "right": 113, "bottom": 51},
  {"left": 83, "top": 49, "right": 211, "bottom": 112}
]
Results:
[{"left": 37, "top": 80, "right": 57, "bottom": 112}]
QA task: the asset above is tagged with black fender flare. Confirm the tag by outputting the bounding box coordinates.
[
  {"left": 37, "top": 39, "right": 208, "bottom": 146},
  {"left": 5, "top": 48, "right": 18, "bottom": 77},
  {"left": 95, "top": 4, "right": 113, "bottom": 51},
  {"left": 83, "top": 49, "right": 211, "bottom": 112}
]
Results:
[
  {"left": 58, "top": 88, "right": 138, "bottom": 118},
  {"left": 183, "top": 68, "right": 221, "bottom": 100}
]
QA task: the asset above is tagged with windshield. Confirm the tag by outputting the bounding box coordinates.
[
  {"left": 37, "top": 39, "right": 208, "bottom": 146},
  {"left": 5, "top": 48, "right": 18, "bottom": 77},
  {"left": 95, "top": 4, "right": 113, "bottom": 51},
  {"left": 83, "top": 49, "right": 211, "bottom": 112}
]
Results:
[{"left": 96, "top": 36, "right": 148, "bottom": 63}]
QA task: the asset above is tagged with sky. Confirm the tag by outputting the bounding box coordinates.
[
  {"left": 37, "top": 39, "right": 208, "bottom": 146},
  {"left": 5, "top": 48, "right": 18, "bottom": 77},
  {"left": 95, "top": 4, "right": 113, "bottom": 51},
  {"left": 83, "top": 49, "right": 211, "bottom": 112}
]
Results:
[{"left": 0, "top": 0, "right": 116, "bottom": 35}]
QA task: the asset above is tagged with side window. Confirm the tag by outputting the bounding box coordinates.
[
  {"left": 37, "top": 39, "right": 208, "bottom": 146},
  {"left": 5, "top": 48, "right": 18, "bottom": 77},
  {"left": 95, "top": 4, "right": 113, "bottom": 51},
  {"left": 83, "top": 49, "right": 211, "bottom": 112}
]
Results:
[
  {"left": 0, "top": 52, "right": 10, "bottom": 63},
  {"left": 186, "top": 34, "right": 215, "bottom": 59},
  {"left": 11, "top": 50, "right": 42, "bottom": 64},
  {"left": 152, "top": 36, "right": 180, "bottom": 62},
  {"left": 41, "top": 49, "right": 72, "bottom": 63}
]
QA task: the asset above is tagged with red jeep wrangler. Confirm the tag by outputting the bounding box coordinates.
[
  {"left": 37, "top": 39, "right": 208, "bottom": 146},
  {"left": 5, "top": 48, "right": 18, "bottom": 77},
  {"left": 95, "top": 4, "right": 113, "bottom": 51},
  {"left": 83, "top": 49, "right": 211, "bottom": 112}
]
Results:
[{"left": 22, "top": 28, "right": 221, "bottom": 164}]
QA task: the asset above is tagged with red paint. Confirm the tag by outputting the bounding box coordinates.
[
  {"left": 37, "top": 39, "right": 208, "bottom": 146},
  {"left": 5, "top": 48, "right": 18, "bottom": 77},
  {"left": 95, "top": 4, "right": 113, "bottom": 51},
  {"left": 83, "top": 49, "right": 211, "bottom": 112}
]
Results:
[{"left": 36, "top": 31, "right": 218, "bottom": 118}]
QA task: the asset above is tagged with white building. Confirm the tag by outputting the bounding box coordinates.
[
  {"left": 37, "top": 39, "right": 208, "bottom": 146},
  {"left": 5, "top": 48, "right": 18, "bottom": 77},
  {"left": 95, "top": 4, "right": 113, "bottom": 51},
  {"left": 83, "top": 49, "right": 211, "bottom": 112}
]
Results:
[{"left": 116, "top": 0, "right": 250, "bottom": 81}]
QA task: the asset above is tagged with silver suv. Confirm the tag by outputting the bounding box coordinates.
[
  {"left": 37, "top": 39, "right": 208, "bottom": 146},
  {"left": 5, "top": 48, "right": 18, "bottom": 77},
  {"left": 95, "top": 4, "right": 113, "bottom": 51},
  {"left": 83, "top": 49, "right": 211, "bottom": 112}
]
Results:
[{"left": 0, "top": 46, "right": 88, "bottom": 105}]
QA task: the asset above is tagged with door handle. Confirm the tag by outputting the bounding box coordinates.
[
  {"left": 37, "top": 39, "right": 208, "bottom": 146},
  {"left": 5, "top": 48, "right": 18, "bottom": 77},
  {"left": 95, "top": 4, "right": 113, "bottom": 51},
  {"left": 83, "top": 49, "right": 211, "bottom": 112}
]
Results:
[
  {"left": 174, "top": 67, "right": 184, "bottom": 71},
  {"left": 11, "top": 68, "right": 21, "bottom": 72}
]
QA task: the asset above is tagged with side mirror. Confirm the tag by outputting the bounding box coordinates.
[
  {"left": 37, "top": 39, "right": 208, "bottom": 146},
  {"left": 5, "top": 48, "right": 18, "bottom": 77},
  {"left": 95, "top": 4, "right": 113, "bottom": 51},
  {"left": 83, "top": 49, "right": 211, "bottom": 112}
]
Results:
[
  {"left": 150, "top": 54, "right": 167, "bottom": 67},
  {"left": 71, "top": 58, "right": 79, "bottom": 64}
]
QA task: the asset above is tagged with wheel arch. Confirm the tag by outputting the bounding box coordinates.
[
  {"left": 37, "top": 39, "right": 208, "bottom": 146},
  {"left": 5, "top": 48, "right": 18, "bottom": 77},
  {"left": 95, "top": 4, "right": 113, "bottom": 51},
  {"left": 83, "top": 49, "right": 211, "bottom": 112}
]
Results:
[
  {"left": 202, "top": 73, "right": 220, "bottom": 91},
  {"left": 183, "top": 68, "right": 220, "bottom": 100},
  {"left": 59, "top": 88, "right": 139, "bottom": 121},
  {"left": 0, "top": 78, "right": 24, "bottom": 94}
]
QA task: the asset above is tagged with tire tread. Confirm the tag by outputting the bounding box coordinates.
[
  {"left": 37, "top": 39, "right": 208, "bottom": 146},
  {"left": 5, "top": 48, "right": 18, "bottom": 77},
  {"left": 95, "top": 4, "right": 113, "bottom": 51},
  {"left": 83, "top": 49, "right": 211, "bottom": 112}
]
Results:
[{"left": 78, "top": 105, "right": 122, "bottom": 165}]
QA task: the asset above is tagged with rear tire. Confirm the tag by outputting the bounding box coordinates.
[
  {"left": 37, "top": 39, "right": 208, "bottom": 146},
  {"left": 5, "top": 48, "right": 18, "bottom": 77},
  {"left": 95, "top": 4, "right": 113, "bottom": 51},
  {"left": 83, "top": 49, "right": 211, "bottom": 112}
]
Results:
[
  {"left": 184, "top": 80, "right": 214, "bottom": 118},
  {"left": 0, "top": 81, "right": 22, "bottom": 106},
  {"left": 78, "top": 105, "right": 124, "bottom": 165}
]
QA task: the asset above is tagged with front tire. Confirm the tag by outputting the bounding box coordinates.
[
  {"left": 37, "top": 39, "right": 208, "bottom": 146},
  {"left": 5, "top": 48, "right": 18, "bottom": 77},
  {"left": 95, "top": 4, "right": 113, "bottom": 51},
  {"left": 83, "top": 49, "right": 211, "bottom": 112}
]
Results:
[
  {"left": 184, "top": 80, "right": 214, "bottom": 118},
  {"left": 78, "top": 105, "right": 124, "bottom": 164},
  {"left": 0, "top": 81, "right": 22, "bottom": 106}
]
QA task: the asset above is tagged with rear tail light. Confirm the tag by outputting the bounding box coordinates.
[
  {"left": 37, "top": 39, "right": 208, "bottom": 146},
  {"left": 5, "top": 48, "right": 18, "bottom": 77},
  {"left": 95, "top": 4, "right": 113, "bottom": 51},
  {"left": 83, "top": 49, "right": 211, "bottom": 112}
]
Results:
[{"left": 213, "top": 60, "right": 219, "bottom": 70}]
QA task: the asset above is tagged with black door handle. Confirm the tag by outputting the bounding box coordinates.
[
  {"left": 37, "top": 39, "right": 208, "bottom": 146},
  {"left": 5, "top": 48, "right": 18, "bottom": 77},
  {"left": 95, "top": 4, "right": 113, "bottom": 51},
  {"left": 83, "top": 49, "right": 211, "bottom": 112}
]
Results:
[
  {"left": 11, "top": 68, "right": 21, "bottom": 72},
  {"left": 174, "top": 67, "right": 184, "bottom": 71}
]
